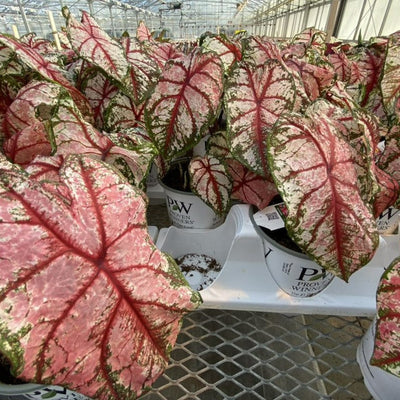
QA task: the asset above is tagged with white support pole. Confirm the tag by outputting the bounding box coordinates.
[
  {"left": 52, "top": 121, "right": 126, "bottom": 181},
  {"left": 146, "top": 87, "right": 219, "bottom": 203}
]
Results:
[
  {"left": 12, "top": 25, "right": 20, "bottom": 39},
  {"left": 48, "top": 10, "right": 62, "bottom": 51}
]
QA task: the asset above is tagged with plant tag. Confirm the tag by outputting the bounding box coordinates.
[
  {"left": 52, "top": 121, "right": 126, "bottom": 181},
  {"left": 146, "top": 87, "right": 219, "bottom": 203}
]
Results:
[
  {"left": 254, "top": 202, "right": 287, "bottom": 231},
  {"left": 376, "top": 207, "right": 400, "bottom": 235}
]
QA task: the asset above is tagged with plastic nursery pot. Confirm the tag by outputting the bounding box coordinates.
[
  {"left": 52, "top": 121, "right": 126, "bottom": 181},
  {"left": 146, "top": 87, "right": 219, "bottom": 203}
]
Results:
[
  {"left": 249, "top": 207, "right": 334, "bottom": 298},
  {"left": 357, "top": 319, "right": 399, "bottom": 400},
  {"left": 0, "top": 382, "right": 91, "bottom": 399},
  {"left": 159, "top": 159, "right": 223, "bottom": 229}
]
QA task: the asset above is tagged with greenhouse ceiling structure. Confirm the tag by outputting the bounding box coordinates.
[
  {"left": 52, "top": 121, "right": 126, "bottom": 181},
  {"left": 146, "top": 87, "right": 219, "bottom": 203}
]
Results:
[{"left": 0, "top": 0, "right": 399, "bottom": 42}]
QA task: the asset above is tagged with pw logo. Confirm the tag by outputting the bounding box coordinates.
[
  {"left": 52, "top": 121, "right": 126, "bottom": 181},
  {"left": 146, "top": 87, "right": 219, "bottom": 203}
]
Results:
[{"left": 167, "top": 196, "right": 193, "bottom": 214}]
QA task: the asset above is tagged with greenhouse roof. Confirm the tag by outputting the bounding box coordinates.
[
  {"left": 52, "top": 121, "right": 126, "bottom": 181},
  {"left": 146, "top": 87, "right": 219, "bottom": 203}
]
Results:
[{"left": 0, "top": 0, "right": 399, "bottom": 41}]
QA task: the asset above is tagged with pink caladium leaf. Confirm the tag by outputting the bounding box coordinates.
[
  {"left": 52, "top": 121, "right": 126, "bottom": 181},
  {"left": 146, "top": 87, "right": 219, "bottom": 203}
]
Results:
[
  {"left": 268, "top": 111, "right": 379, "bottom": 281},
  {"left": 348, "top": 41, "right": 387, "bottom": 108},
  {"left": 381, "top": 33, "right": 400, "bottom": 119},
  {"left": 20, "top": 33, "right": 54, "bottom": 54},
  {"left": 201, "top": 34, "right": 242, "bottom": 72},
  {"left": 120, "top": 34, "right": 160, "bottom": 105},
  {"left": 0, "top": 33, "right": 93, "bottom": 120},
  {"left": 372, "top": 257, "right": 400, "bottom": 376},
  {"left": 378, "top": 125, "right": 400, "bottom": 207},
  {"left": 227, "top": 159, "right": 278, "bottom": 210},
  {"left": 146, "top": 41, "right": 184, "bottom": 70},
  {"left": 63, "top": 7, "right": 132, "bottom": 94},
  {"left": 51, "top": 95, "right": 152, "bottom": 187},
  {"left": 80, "top": 68, "right": 119, "bottom": 129},
  {"left": 145, "top": 48, "right": 224, "bottom": 161},
  {"left": 225, "top": 59, "right": 296, "bottom": 177},
  {"left": 3, "top": 121, "right": 52, "bottom": 166},
  {"left": 189, "top": 155, "right": 232, "bottom": 216},
  {"left": 104, "top": 92, "right": 146, "bottom": 131},
  {"left": 284, "top": 58, "right": 335, "bottom": 101},
  {"left": 241, "top": 36, "right": 282, "bottom": 67},
  {"left": 0, "top": 154, "right": 201, "bottom": 399},
  {"left": 136, "top": 21, "right": 153, "bottom": 42},
  {"left": 3, "top": 80, "right": 64, "bottom": 139}
]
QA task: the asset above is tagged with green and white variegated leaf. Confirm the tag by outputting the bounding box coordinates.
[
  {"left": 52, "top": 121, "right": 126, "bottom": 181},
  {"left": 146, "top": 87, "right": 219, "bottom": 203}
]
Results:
[
  {"left": 241, "top": 36, "right": 282, "bottom": 67},
  {"left": 120, "top": 34, "right": 160, "bottom": 105},
  {"left": 381, "top": 32, "right": 400, "bottom": 119},
  {"left": 201, "top": 34, "right": 242, "bottom": 72},
  {"left": 63, "top": 7, "right": 132, "bottom": 93},
  {"left": 225, "top": 59, "right": 296, "bottom": 177},
  {"left": 145, "top": 48, "right": 224, "bottom": 161},
  {"left": 372, "top": 257, "right": 400, "bottom": 377},
  {"left": 268, "top": 111, "right": 379, "bottom": 281},
  {"left": 189, "top": 156, "right": 231, "bottom": 216},
  {"left": 104, "top": 91, "right": 146, "bottom": 132},
  {"left": 50, "top": 94, "right": 152, "bottom": 187},
  {"left": 207, "top": 131, "right": 231, "bottom": 158}
]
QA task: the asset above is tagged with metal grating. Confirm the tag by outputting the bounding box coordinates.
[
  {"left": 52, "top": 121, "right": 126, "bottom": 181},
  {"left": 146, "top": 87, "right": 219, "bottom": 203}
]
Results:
[{"left": 141, "top": 310, "right": 373, "bottom": 400}]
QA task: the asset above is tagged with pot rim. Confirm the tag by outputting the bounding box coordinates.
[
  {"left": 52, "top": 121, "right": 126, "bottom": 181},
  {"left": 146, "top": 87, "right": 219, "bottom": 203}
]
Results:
[{"left": 249, "top": 205, "right": 310, "bottom": 261}]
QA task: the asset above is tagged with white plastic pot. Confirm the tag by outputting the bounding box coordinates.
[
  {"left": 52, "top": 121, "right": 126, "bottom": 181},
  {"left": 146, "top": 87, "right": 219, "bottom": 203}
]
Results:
[
  {"left": 159, "top": 181, "right": 223, "bottom": 229},
  {"left": 0, "top": 382, "right": 91, "bottom": 399},
  {"left": 250, "top": 209, "right": 334, "bottom": 298},
  {"left": 357, "top": 319, "right": 400, "bottom": 400}
]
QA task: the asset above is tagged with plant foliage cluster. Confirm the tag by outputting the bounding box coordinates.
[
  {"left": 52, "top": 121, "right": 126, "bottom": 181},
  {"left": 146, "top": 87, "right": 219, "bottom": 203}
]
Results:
[{"left": 1, "top": 7, "right": 400, "bottom": 396}]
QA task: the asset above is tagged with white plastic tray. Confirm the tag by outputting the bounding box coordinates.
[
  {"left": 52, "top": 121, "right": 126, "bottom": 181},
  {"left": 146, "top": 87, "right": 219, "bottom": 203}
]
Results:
[{"left": 156, "top": 205, "right": 400, "bottom": 316}]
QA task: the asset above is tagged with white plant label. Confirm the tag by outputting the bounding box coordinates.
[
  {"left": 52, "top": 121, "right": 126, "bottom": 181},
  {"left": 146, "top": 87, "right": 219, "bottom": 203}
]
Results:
[{"left": 254, "top": 202, "right": 287, "bottom": 231}]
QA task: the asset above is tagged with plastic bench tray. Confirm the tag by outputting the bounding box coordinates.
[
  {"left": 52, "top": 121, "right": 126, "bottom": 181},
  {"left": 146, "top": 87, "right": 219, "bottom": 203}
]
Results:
[{"left": 155, "top": 204, "right": 400, "bottom": 316}]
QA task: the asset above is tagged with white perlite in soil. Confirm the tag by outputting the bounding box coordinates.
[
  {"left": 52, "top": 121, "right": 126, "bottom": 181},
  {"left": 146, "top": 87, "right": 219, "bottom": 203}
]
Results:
[{"left": 176, "top": 253, "right": 222, "bottom": 291}]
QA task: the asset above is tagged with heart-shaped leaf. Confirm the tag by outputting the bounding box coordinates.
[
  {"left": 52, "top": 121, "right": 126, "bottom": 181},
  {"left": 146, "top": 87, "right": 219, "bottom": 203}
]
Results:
[
  {"left": 63, "top": 8, "right": 131, "bottom": 94},
  {"left": 120, "top": 35, "right": 160, "bottom": 105},
  {"left": 225, "top": 60, "right": 296, "bottom": 177},
  {"left": 0, "top": 154, "right": 201, "bottom": 399},
  {"left": 0, "top": 33, "right": 92, "bottom": 119},
  {"left": 268, "top": 110, "right": 379, "bottom": 281},
  {"left": 381, "top": 33, "right": 400, "bottom": 118},
  {"left": 145, "top": 48, "right": 224, "bottom": 161},
  {"left": 189, "top": 155, "right": 232, "bottom": 215}
]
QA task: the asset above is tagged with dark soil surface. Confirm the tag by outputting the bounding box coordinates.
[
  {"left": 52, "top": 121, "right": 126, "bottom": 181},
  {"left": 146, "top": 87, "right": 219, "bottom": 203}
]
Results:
[
  {"left": 161, "top": 159, "right": 191, "bottom": 192},
  {"left": 0, "top": 354, "right": 25, "bottom": 384}
]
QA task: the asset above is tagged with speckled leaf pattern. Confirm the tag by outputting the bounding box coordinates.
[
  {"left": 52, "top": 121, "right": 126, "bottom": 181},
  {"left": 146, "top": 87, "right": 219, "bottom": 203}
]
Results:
[
  {"left": 201, "top": 35, "right": 242, "bottom": 72},
  {"left": 189, "top": 156, "right": 231, "bottom": 215},
  {"left": 372, "top": 257, "right": 400, "bottom": 377},
  {"left": 51, "top": 96, "right": 151, "bottom": 187},
  {"left": 145, "top": 49, "right": 223, "bottom": 160},
  {"left": 3, "top": 121, "right": 52, "bottom": 166},
  {"left": 268, "top": 112, "right": 379, "bottom": 281},
  {"left": 120, "top": 35, "right": 160, "bottom": 105},
  {"left": 0, "top": 155, "right": 201, "bottom": 400},
  {"left": 80, "top": 69, "right": 119, "bottom": 129},
  {"left": 381, "top": 33, "right": 400, "bottom": 118},
  {"left": 227, "top": 159, "right": 278, "bottom": 210},
  {"left": 378, "top": 125, "right": 400, "bottom": 207},
  {"left": 104, "top": 91, "right": 146, "bottom": 131},
  {"left": 285, "top": 58, "right": 335, "bottom": 101},
  {"left": 3, "top": 80, "right": 63, "bottom": 138},
  {"left": 136, "top": 21, "right": 153, "bottom": 42},
  {"left": 0, "top": 33, "right": 92, "bottom": 119},
  {"left": 63, "top": 8, "right": 131, "bottom": 93},
  {"left": 225, "top": 60, "right": 296, "bottom": 177},
  {"left": 241, "top": 36, "right": 282, "bottom": 67}
]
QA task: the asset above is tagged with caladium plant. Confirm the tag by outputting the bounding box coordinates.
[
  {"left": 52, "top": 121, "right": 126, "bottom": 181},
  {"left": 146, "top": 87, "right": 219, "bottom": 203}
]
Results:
[{"left": 0, "top": 154, "right": 200, "bottom": 399}]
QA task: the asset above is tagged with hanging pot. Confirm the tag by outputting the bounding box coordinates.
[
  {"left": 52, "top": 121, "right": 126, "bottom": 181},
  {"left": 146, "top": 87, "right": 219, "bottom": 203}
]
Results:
[
  {"left": 159, "top": 158, "right": 223, "bottom": 229},
  {"left": 357, "top": 318, "right": 400, "bottom": 400},
  {"left": 249, "top": 205, "right": 334, "bottom": 298}
]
